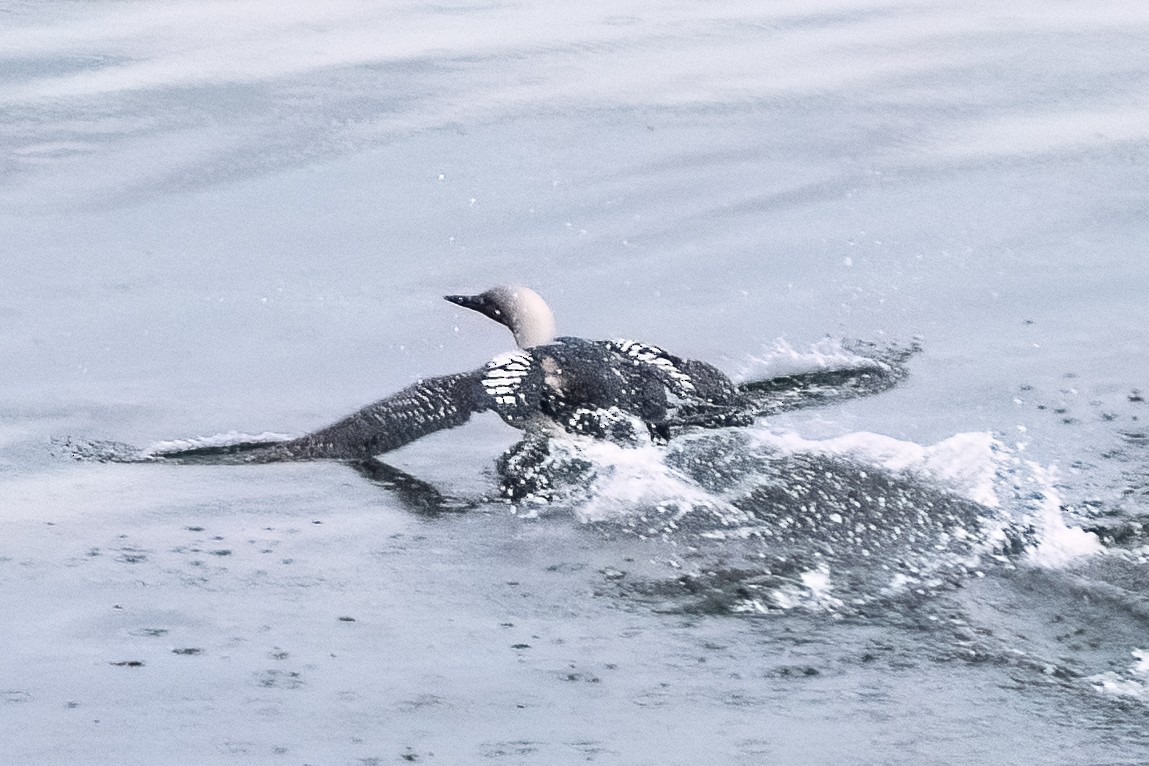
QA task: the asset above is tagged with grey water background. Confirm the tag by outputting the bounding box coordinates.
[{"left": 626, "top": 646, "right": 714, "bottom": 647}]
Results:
[{"left": 3, "top": 1, "right": 1149, "bottom": 763}]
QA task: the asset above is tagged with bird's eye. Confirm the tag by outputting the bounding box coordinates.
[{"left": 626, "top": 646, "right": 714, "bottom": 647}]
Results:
[{"left": 493, "top": 309, "right": 503, "bottom": 317}]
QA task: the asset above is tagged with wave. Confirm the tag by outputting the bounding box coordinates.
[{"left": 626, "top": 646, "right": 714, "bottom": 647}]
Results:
[{"left": 521, "top": 424, "right": 1100, "bottom": 614}]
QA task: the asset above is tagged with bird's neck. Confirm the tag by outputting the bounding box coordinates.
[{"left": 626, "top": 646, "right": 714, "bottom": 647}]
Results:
[{"left": 511, "top": 297, "right": 557, "bottom": 348}]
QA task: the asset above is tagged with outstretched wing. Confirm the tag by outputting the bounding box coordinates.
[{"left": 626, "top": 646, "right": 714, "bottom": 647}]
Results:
[
  {"left": 296, "top": 350, "right": 547, "bottom": 456},
  {"left": 737, "top": 365, "right": 907, "bottom": 416},
  {"left": 139, "top": 359, "right": 532, "bottom": 465},
  {"left": 283, "top": 369, "right": 492, "bottom": 458},
  {"left": 737, "top": 341, "right": 919, "bottom": 416}
]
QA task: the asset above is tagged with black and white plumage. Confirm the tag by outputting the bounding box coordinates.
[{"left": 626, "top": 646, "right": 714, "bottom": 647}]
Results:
[
  {"left": 161, "top": 286, "right": 753, "bottom": 464},
  {"left": 141, "top": 286, "right": 919, "bottom": 478},
  {"left": 448, "top": 287, "right": 752, "bottom": 440},
  {"left": 476, "top": 335, "right": 751, "bottom": 443},
  {"left": 270, "top": 370, "right": 489, "bottom": 459}
]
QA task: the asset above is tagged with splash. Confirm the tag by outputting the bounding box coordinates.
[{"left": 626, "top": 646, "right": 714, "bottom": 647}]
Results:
[
  {"left": 733, "top": 564, "right": 844, "bottom": 614},
  {"left": 745, "top": 427, "right": 1101, "bottom": 564},
  {"left": 965, "top": 439, "right": 1104, "bottom": 565},
  {"left": 1089, "top": 649, "right": 1149, "bottom": 700},
  {"left": 512, "top": 433, "right": 752, "bottom": 531},
  {"left": 747, "top": 429, "right": 1000, "bottom": 506},
  {"left": 733, "top": 337, "right": 888, "bottom": 383},
  {"left": 526, "top": 423, "right": 1103, "bottom": 613}
]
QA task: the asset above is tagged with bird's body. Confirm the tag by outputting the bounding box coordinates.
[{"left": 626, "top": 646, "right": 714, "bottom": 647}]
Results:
[
  {"left": 276, "top": 333, "right": 751, "bottom": 461},
  {"left": 158, "top": 286, "right": 752, "bottom": 465}
]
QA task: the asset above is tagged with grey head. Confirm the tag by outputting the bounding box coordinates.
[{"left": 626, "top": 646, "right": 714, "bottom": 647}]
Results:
[{"left": 445, "top": 285, "right": 557, "bottom": 349}]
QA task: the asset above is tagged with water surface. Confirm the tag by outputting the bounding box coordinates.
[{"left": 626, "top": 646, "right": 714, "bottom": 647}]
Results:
[{"left": 3, "top": 1, "right": 1149, "bottom": 763}]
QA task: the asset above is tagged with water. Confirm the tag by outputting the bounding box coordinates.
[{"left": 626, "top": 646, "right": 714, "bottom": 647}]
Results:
[{"left": 3, "top": 0, "right": 1149, "bottom": 763}]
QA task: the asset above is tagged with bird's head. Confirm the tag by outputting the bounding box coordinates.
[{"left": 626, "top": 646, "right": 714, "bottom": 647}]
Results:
[{"left": 445, "top": 285, "right": 557, "bottom": 349}]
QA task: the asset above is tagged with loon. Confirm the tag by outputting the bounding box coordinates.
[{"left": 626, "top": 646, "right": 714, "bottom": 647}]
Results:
[
  {"left": 77, "top": 285, "right": 917, "bottom": 504},
  {"left": 259, "top": 286, "right": 752, "bottom": 460},
  {"left": 140, "top": 285, "right": 915, "bottom": 496}
]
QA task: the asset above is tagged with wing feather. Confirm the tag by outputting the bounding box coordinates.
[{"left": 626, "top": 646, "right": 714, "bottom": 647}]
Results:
[
  {"left": 283, "top": 370, "right": 490, "bottom": 458},
  {"left": 603, "top": 339, "right": 743, "bottom": 405}
]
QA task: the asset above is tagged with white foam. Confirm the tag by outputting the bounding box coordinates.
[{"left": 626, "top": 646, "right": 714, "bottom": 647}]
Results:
[
  {"left": 733, "top": 564, "right": 844, "bottom": 613},
  {"left": 544, "top": 436, "right": 750, "bottom": 528},
  {"left": 749, "top": 428, "right": 1000, "bottom": 506},
  {"left": 748, "top": 426, "right": 1102, "bottom": 565},
  {"left": 1014, "top": 462, "right": 1103, "bottom": 567},
  {"left": 145, "top": 431, "right": 292, "bottom": 456},
  {"left": 797, "top": 566, "right": 843, "bottom": 609},
  {"left": 1089, "top": 649, "right": 1149, "bottom": 700},
  {"left": 733, "top": 338, "right": 880, "bottom": 384}
]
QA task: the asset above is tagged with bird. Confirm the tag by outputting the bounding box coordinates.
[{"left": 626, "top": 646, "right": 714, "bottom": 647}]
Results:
[
  {"left": 258, "top": 285, "right": 753, "bottom": 461},
  {"left": 143, "top": 285, "right": 912, "bottom": 478}
]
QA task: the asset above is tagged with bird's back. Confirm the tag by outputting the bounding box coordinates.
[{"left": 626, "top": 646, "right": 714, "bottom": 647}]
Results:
[{"left": 534, "top": 338, "right": 670, "bottom": 425}]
